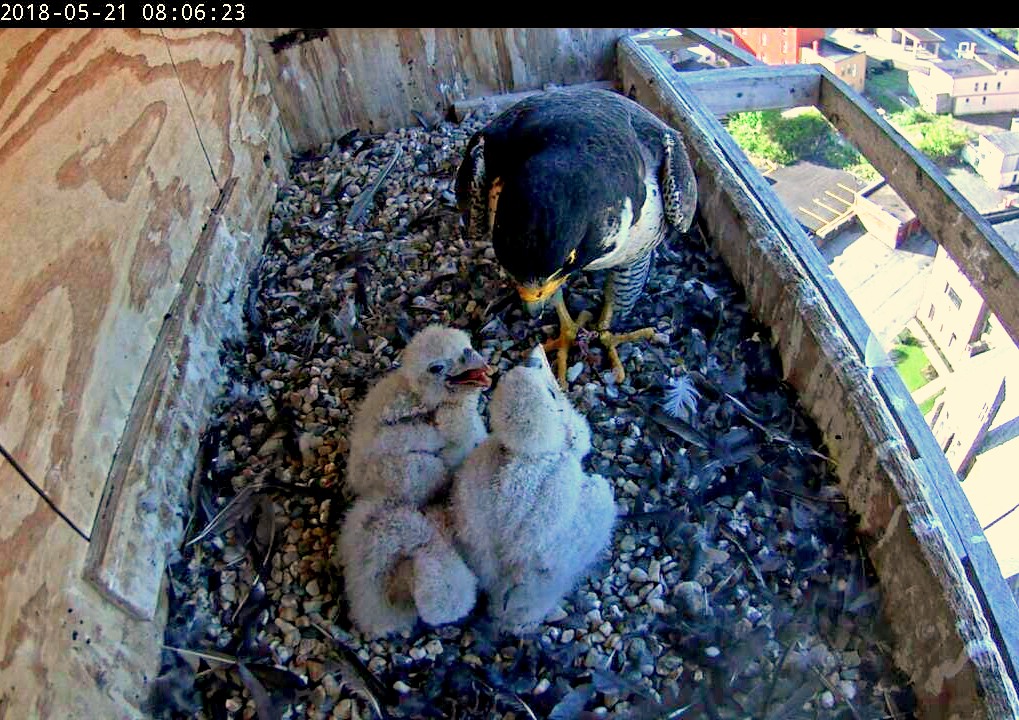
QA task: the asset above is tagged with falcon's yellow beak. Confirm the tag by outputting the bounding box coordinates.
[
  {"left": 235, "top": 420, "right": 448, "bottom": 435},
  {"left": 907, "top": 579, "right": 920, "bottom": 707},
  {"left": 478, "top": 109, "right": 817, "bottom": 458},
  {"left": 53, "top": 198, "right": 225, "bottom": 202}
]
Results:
[{"left": 518, "top": 273, "right": 568, "bottom": 316}]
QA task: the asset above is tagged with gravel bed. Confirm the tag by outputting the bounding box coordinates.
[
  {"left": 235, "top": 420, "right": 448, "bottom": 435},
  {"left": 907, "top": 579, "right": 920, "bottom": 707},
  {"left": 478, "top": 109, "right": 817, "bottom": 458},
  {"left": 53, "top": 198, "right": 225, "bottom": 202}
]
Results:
[{"left": 150, "top": 111, "right": 918, "bottom": 720}]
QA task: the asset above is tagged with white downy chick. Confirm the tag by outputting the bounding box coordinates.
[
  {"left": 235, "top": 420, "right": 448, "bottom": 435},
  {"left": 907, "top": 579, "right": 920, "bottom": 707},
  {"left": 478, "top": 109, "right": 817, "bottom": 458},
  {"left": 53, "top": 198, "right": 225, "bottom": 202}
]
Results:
[
  {"left": 346, "top": 325, "right": 491, "bottom": 505},
  {"left": 336, "top": 496, "right": 479, "bottom": 637},
  {"left": 452, "top": 345, "right": 616, "bottom": 632}
]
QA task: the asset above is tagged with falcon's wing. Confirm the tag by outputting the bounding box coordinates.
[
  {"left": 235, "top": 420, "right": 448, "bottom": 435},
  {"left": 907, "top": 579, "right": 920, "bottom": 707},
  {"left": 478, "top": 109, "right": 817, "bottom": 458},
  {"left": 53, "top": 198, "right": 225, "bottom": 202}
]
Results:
[
  {"left": 660, "top": 128, "right": 698, "bottom": 234},
  {"left": 455, "top": 132, "right": 489, "bottom": 244}
]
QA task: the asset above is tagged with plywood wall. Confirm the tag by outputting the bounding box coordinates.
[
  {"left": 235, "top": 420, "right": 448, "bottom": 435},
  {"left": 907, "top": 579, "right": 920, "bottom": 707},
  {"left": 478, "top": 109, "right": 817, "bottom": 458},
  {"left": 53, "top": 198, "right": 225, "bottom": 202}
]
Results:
[
  {"left": 0, "top": 28, "right": 286, "bottom": 716},
  {"left": 255, "top": 27, "right": 639, "bottom": 151},
  {"left": 0, "top": 27, "right": 639, "bottom": 715}
]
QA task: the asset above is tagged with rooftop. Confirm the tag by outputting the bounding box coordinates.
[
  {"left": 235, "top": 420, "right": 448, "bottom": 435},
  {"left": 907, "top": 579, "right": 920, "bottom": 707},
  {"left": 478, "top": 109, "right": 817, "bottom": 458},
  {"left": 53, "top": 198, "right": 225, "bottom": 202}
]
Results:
[
  {"left": 975, "top": 50, "right": 1019, "bottom": 72},
  {"left": 899, "top": 28, "right": 945, "bottom": 44},
  {"left": 988, "top": 208, "right": 1019, "bottom": 255},
  {"left": 936, "top": 58, "right": 997, "bottom": 79},
  {"left": 860, "top": 180, "right": 915, "bottom": 222},
  {"left": 983, "top": 132, "right": 1019, "bottom": 156},
  {"left": 808, "top": 38, "right": 860, "bottom": 61}
]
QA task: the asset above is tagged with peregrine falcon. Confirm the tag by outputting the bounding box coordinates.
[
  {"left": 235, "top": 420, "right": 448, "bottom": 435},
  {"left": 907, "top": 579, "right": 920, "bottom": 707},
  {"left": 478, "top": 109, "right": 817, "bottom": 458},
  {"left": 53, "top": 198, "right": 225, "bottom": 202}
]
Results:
[{"left": 456, "top": 88, "right": 698, "bottom": 385}]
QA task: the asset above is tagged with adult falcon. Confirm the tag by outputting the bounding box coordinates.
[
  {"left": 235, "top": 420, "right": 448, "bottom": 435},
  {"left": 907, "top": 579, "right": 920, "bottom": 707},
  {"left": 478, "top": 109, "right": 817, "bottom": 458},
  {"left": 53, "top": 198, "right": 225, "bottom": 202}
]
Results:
[{"left": 456, "top": 88, "right": 697, "bottom": 385}]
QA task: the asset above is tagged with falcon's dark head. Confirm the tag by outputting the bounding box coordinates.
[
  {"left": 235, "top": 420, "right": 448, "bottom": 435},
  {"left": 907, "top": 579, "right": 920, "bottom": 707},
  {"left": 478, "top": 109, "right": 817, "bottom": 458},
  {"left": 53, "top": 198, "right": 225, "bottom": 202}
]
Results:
[{"left": 488, "top": 152, "right": 610, "bottom": 315}]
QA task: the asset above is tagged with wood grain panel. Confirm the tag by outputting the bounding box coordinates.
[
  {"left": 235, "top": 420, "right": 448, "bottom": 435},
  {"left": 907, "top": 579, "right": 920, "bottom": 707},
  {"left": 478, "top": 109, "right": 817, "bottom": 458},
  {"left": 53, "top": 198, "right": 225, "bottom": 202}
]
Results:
[
  {"left": 82, "top": 29, "right": 291, "bottom": 619},
  {"left": 253, "top": 28, "right": 640, "bottom": 151},
  {"left": 85, "top": 30, "right": 290, "bottom": 621},
  {"left": 0, "top": 29, "right": 223, "bottom": 530},
  {"left": 0, "top": 454, "right": 163, "bottom": 719}
]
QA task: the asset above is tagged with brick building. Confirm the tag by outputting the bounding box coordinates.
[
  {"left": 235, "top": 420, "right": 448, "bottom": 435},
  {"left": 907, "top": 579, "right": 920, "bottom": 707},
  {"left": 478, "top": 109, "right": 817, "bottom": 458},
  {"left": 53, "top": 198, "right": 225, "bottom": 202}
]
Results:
[{"left": 722, "top": 28, "right": 827, "bottom": 65}]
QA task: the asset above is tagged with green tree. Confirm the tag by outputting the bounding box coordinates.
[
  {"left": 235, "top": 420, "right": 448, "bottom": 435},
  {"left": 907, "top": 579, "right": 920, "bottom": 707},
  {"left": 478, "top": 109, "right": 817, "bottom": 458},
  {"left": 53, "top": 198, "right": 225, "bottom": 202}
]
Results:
[
  {"left": 726, "top": 108, "right": 878, "bottom": 179},
  {"left": 990, "top": 28, "right": 1018, "bottom": 52},
  {"left": 888, "top": 109, "right": 973, "bottom": 162}
]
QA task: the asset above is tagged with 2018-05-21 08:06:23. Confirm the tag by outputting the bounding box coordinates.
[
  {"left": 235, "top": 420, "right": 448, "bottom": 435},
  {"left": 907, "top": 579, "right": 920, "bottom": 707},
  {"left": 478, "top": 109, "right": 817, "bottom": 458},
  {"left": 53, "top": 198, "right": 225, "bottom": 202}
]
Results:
[
  {"left": 139, "top": 2, "right": 245, "bottom": 21},
  {"left": 0, "top": 1, "right": 245, "bottom": 22}
]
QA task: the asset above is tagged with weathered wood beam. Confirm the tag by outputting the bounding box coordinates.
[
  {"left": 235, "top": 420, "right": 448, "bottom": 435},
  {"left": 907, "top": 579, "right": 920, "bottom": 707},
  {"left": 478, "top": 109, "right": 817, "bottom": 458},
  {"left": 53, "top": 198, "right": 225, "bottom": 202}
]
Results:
[
  {"left": 679, "top": 27, "right": 760, "bottom": 67},
  {"left": 634, "top": 33, "right": 695, "bottom": 53},
  {"left": 816, "top": 68, "right": 1019, "bottom": 352},
  {"left": 619, "top": 35, "right": 1019, "bottom": 719},
  {"left": 451, "top": 80, "right": 617, "bottom": 122},
  {"left": 678, "top": 65, "right": 820, "bottom": 116}
]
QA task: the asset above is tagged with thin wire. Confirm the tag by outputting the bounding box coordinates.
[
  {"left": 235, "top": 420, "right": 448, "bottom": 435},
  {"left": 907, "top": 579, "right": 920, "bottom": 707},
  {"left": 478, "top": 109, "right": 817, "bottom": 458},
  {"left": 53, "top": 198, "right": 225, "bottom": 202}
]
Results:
[
  {"left": 160, "top": 29, "right": 220, "bottom": 188},
  {"left": 0, "top": 443, "right": 90, "bottom": 541}
]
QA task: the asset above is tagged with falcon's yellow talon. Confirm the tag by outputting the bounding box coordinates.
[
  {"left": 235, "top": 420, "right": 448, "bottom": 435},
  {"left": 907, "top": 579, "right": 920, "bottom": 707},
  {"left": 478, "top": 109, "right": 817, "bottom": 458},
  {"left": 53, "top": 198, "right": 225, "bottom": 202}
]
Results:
[
  {"left": 542, "top": 300, "right": 591, "bottom": 387},
  {"left": 599, "top": 327, "right": 657, "bottom": 384}
]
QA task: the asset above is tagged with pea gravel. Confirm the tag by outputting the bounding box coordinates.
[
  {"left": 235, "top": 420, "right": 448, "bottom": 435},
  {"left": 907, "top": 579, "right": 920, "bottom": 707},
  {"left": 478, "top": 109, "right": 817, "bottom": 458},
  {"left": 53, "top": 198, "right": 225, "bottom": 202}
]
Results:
[{"left": 150, "top": 109, "right": 917, "bottom": 720}]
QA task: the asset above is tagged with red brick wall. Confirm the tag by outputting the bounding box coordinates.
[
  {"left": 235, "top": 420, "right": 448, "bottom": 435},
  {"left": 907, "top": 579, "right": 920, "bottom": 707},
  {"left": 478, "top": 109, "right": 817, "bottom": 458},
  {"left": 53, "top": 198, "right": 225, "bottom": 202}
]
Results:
[{"left": 728, "top": 28, "right": 825, "bottom": 65}]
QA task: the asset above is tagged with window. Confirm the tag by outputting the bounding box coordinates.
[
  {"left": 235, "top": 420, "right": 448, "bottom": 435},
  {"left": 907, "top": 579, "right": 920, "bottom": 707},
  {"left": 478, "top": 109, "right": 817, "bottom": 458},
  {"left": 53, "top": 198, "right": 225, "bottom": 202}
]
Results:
[
  {"left": 929, "top": 304, "right": 936, "bottom": 320},
  {"left": 719, "top": 30, "right": 735, "bottom": 44},
  {"left": 983, "top": 82, "right": 988, "bottom": 91},
  {"left": 761, "top": 33, "right": 768, "bottom": 46},
  {"left": 983, "top": 96, "right": 987, "bottom": 105},
  {"left": 975, "top": 82, "right": 980, "bottom": 91},
  {"left": 997, "top": 81, "right": 1002, "bottom": 90},
  {"left": 945, "top": 283, "right": 963, "bottom": 309}
]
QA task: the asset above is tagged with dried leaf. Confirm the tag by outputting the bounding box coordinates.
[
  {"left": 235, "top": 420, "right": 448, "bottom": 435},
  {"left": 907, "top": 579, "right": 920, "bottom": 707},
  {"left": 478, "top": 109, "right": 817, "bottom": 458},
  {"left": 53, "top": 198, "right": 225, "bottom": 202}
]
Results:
[
  {"left": 237, "top": 663, "right": 279, "bottom": 720},
  {"left": 549, "top": 683, "right": 595, "bottom": 720},
  {"left": 186, "top": 483, "right": 262, "bottom": 547},
  {"left": 163, "top": 644, "right": 240, "bottom": 667},
  {"left": 325, "top": 643, "right": 390, "bottom": 719}
]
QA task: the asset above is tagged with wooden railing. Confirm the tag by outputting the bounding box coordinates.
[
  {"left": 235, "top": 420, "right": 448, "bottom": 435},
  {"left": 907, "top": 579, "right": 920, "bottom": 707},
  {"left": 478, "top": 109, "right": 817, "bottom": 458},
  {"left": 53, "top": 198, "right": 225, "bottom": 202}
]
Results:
[{"left": 620, "top": 31, "right": 1019, "bottom": 719}]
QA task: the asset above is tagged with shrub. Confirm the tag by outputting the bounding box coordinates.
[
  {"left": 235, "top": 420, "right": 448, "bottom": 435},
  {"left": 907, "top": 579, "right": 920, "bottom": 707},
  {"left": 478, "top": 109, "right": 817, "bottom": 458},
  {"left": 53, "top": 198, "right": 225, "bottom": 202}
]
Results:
[
  {"left": 990, "top": 28, "right": 1018, "bottom": 52},
  {"left": 727, "top": 108, "right": 846, "bottom": 167},
  {"left": 915, "top": 119, "right": 972, "bottom": 160},
  {"left": 889, "top": 107, "right": 934, "bottom": 126},
  {"left": 895, "top": 329, "right": 920, "bottom": 346},
  {"left": 888, "top": 110, "right": 973, "bottom": 162}
]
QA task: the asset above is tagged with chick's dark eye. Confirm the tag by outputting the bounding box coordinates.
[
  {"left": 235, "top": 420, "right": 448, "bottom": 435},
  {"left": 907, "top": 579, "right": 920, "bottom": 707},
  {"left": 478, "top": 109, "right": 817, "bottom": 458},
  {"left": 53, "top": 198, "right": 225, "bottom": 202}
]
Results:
[{"left": 428, "top": 363, "right": 445, "bottom": 375}]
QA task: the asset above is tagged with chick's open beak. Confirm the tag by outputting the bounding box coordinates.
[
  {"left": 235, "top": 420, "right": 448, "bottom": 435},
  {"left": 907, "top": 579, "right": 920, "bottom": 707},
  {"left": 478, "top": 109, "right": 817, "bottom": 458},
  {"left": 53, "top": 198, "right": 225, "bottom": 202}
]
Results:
[
  {"left": 446, "top": 348, "right": 494, "bottom": 388},
  {"left": 518, "top": 275, "right": 568, "bottom": 317}
]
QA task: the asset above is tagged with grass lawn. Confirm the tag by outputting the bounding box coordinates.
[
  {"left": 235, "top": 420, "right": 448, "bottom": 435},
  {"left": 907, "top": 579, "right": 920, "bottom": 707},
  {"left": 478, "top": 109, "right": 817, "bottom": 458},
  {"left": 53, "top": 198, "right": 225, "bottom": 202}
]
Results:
[
  {"left": 864, "top": 68, "right": 910, "bottom": 114},
  {"left": 919, "top": 388, "right": 945, "bottom": 416},
  {"left": 890, "top": 330, "right": 937, "bottom": 392}
]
